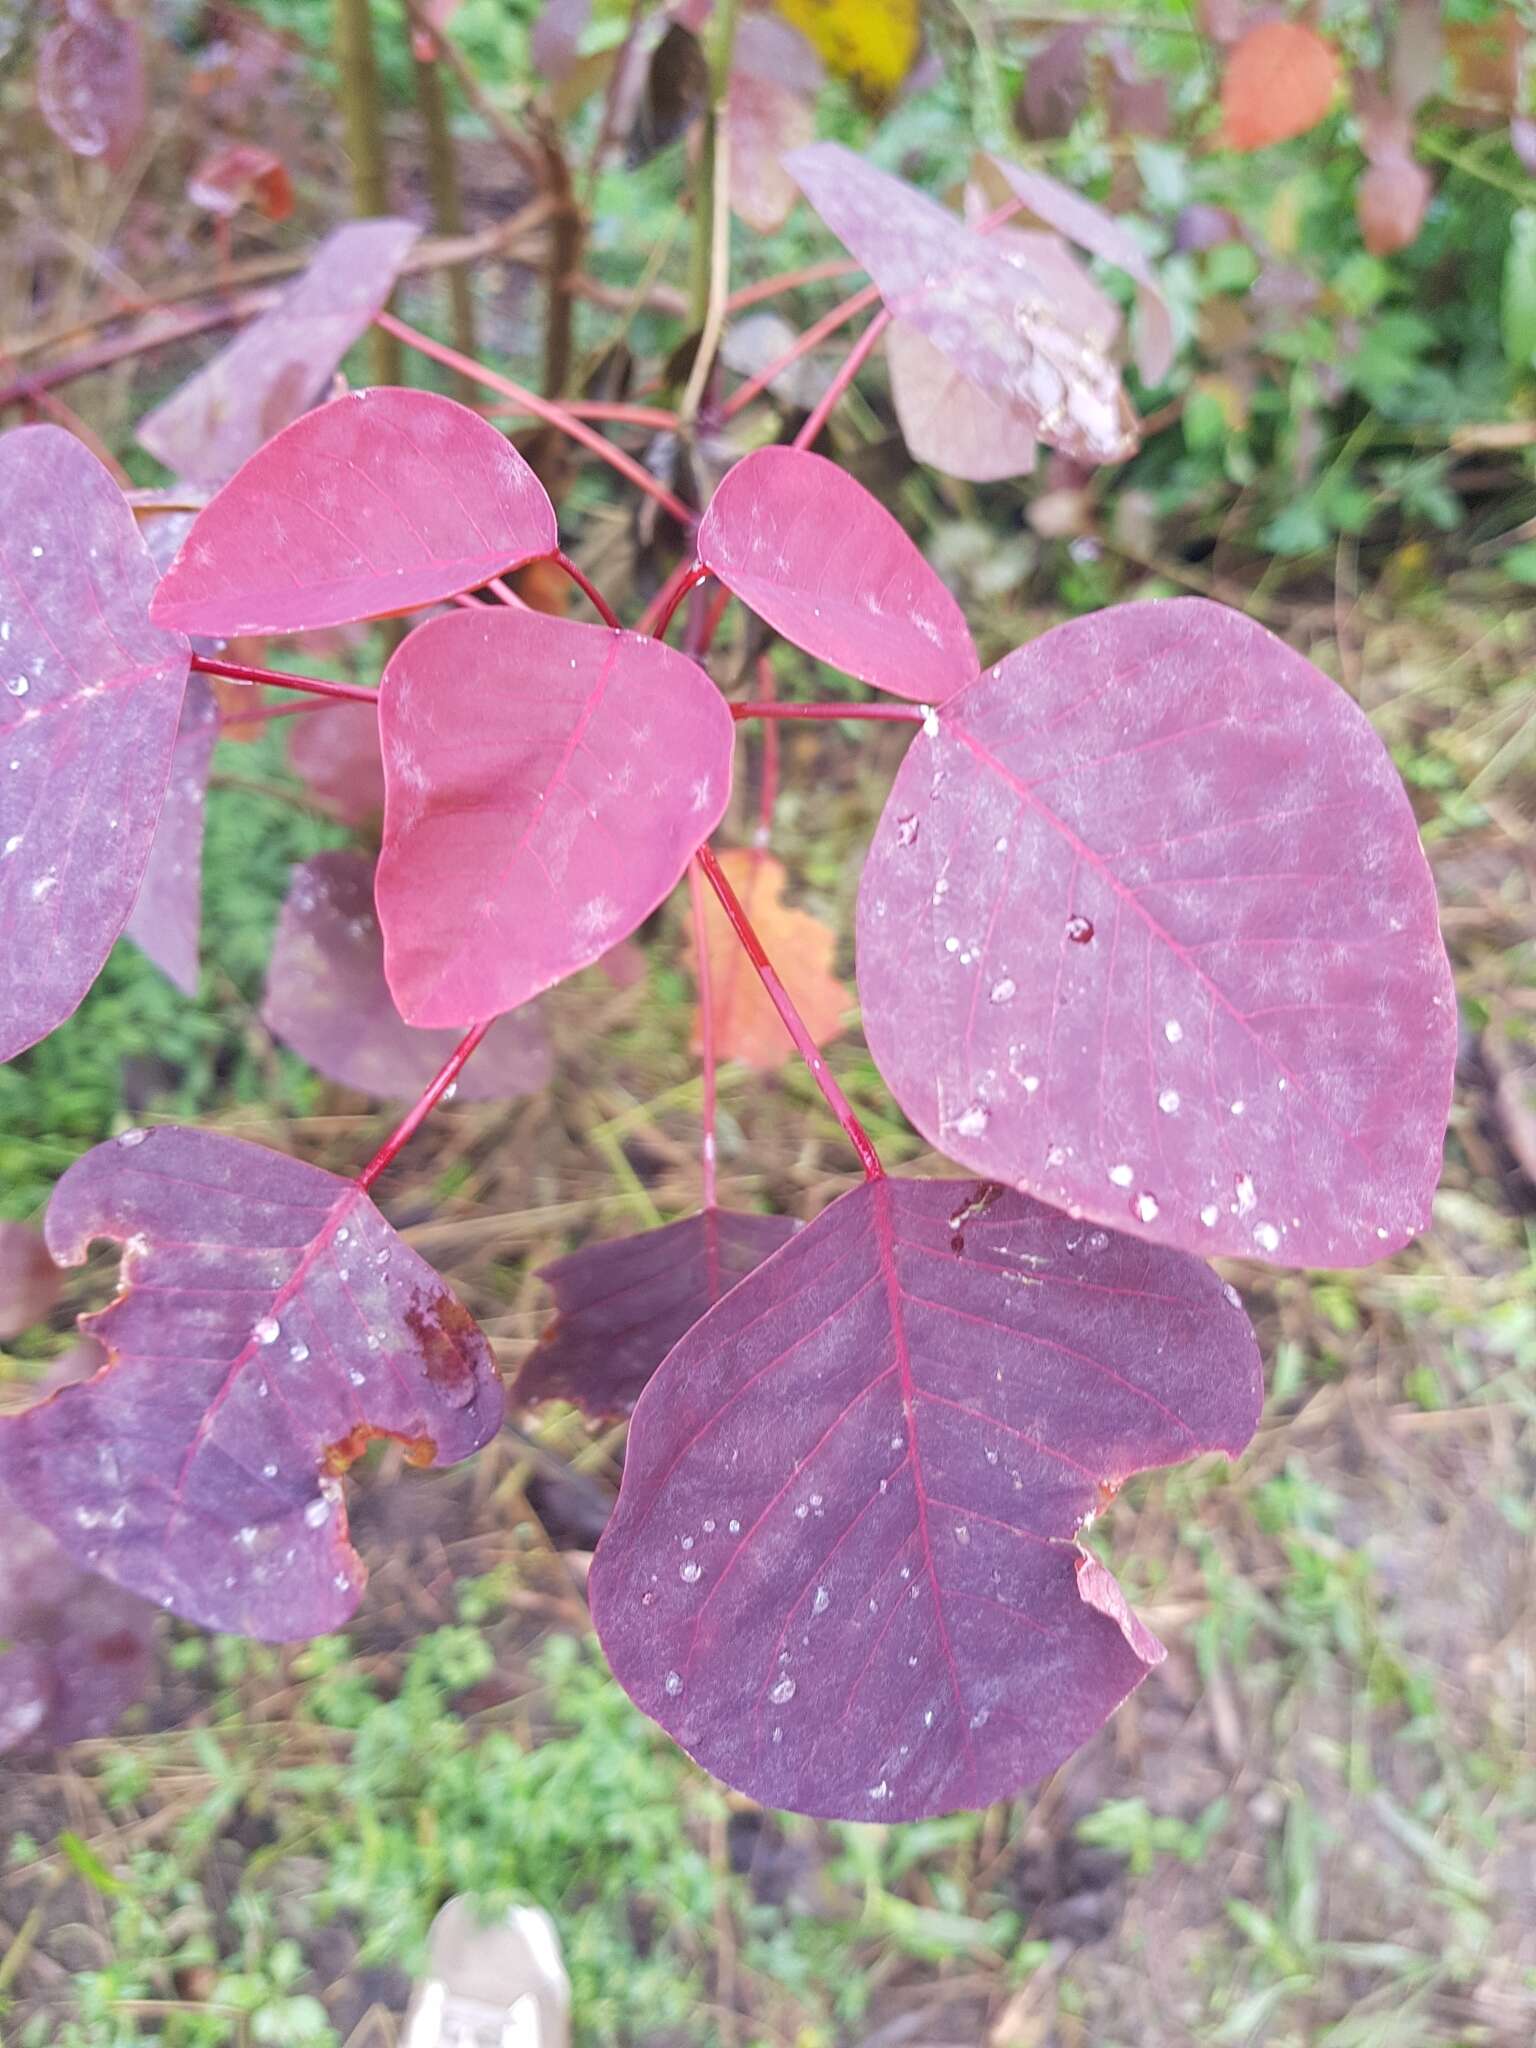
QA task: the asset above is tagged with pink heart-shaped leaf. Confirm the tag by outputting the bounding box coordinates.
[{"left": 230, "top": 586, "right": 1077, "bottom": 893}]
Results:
[
  {"left": 785, "top": 142, "right": 1136, "bottom": 467},
  {"left": 697, "top": 447, "right": 977, "bottom": 702},
  {"left": 137, "top": 217, "right": 422, "bottom": 486},
  {"left": 0, "top": 426, "right": 192, "bottom": 1062},
  {"left": 124, "top": 675, "right": 219, "bottom": 996},
  {"left": 265, "top": 850, "right": 552, "bottom": 1100},
  {"left": 857, "top": 600, "right": 1456, "bottom": 1266},
  {"left": 0, "top": 1126, "right": 505, "bottom": 1639},
  {"left": 517, "top": 1208, "right": 801, "bottom": 1419},
  {"left": 151, "top": 389, "right": 558, "bottom": 637},
  {"left": 592, "top": 1175, "right": 1261, "bottom": 1821},
  {"left": 375, "top": 609, "right": 734, "bottom": 1028}
]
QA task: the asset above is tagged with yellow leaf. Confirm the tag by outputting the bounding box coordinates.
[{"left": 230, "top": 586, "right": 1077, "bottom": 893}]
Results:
[
  {"left": 774, "top": 0, "right": 920, "bottom": 106},
  {"left": 688, "top": 849, "right": 850, "bottom": 1071}
]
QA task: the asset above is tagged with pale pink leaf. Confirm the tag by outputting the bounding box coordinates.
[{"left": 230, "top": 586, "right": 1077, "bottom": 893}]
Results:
[
  {"left": 785, "top": 141, "right": 1137, "bottom": 466},
  {"left": 697, "top": 447, "right": 978, "bottom": 702},
  {"left": 376, "top": 610, "right": 735, "bottom": 1027},
  {"left": 886, "top": 321, "right": 1038, "bottom": 483},
  {"left": 37, "top": 0, "right": 145, "bottom": 167},
  {"left": 288, "top": 700, "right": 386, "bottom": 824},
  {"left": 987, "top": 156, "right": 1175, "bottom": 384},
  {"left": 151, "top": 389, "right": 558, "bottom": 637}
]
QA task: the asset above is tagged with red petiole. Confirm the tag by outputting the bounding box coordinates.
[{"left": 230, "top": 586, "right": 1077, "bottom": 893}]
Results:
[
  {"left": 693, "top": 843, "right": 884, "bottom": 1182},
  {"left": 189, "top": 653, "right": 377, "bottom": 705},
  {"left": 356, "top": 1020, "right": 492, "bottom": 1192}
]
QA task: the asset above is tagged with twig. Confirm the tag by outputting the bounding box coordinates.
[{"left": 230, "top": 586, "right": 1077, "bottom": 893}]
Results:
[
  {"left": 412, "top": 33, "right": 479, "bottom": 398},
  {"left": 333, "top": 0, "right": 400, "bottom": 385}
]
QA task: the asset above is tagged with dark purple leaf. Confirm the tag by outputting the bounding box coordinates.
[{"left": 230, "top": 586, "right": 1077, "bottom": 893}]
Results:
[
  {"left": 785, "top": 142, "right": 1137, "bottom": 466},
  {"left": 0, "top": 426, "right": 191, "bottom": 1062},
  {"left": 628, "top": 22, "right": 708, "bottom": 167},
  {"left": 288, "top": 700, "right": 386, "bottom": 825},
  {"left": 0, "top": 1490, "right": 156, "bottom": 1753},
  {"left": 517, "top": 1208, "right": 801, "bottom": 1419},
  {"left": 264, "top": 850, "right": 552, "bottom": 1101},
  {"left": 137, "top": 218, "right": 422, "bottom": 487},
  {"left": 986, "top": 156, "right": 1175, "bottom": 385},
  {"left": 592, "top": 1175, "right": 1261, "bottom": 1821},
  {"left": 856, "top": 600, "right": 1456, "bottom": 1268},
  {"left": 152, "top": 390, "right": 558, "bottom": 638},
  {"left": 0, "top": 1223, "right": 60, "bottom": 1340},
  {"left": 124, "top": 676, "right": 218, "bottom": 997},
  {"left": 0, "top": 1127, "right": 504, "bottom": 1639},
  {"left": 697, "top": 447, "right": 978, "bottom": 702},
  {"left": 375, "top": 609, "right": 734, "bottom": 1028},
  {"left": 1017, "top": 24, "right": 1093, "bottom": 140},
  {"left": 37, "top": 0, "right": 145, "bottom": 167}
]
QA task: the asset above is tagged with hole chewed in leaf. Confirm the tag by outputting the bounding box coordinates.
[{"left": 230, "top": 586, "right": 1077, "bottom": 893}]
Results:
[
  {"left": 0, "top": 1128, "right": 503, "bottom": 1640},
  {"left": 323, "top": 1423, "right": 437, "bottom": 1477},
  {"left": 857, "top": 599, "right": 1456, "bottom": 1267},
  {"left": 591, "top": 1176, "right": 1260, "bottom": 1822}
]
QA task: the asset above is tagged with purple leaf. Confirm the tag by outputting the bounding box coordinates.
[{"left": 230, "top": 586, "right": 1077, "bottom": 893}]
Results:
[
  {"left": 517, "top": 1209, "right": 801, "bottom": 1419},
  {"left": 1017, "top": 23, "right": 1093, "bottom": 139},
  {"left": 37, "top": 0, "right": 145, "bottom": 168},
  {"left": 0, "top": 1490, "right": 155, "bottom": 1754},
  {"left": 591, "top": 1175, "right": 1261, "bottom": 1821},
  {"left": 264, "top": 850, "right": 552, "bottom": 1101},
  {"left": 136, "top": 218, "right": 422, "bottom": 487},
  {"left": 0, "top": 1126, "right": 505, "bottom": 1639},
  {"left": 0, "top": 1223, "right": 60, "bottom": 1340},
  {"left": 375, "top": 609, "right": 734, "bottom": 1028},
  {"left": 0, "top": 426, "right": 192, "bottom": 1062},
  {"left": 125, "top": 676, "right": 219, "bottom": 997},
  {"left": 288, "top": 700, "right": 386, "bottom": 825},
  {"left": 986, "top": 156, "right": 1175, "bottom": 385},
  {"left": 856, "top": 600, "right": 1456, "bottom": 1267},
  {"left": 151, "top": 390, "right": 559, "bottom": 638},
  {"left": 785, "top": 141, "right": 1137, "bottom": 467},
  {"left": 697, "top": 448, "right": 978, "bottom": 703}
]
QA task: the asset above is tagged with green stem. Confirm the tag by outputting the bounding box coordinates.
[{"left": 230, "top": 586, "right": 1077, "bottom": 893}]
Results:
[
  {"left": 688, "top": 0, "right": 741, "bottom": 330},
  {"left": 334, "top": 0, "right": 400, "bottom": 385},
  {"left": 413, "top": 40, "right": 477, "bottom": 399}
]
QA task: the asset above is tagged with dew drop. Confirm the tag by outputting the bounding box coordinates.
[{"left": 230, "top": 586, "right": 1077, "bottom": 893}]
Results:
[
  {"left": 1164, "top": 1019, "right": 1183, "bottom": 1044},
  {"left": 989, "top": 977, "right": 1016, "bottom": 1004},
  {"left": 348, "top": 1367, "right": 366, "bottom": 1387},
  {"left": 289, "top": 1341, "right": 310, "bottom": 1363},
  {"left": 1065, "top": 913, "right": 1094, "bottom": 943},
  {"left": 954, "top": 1103, "right": 990, "bottom": 1138},
  {"left": 262, "top": 1462, "right": 278, "bottom": 1479},
  {"left": 1253, "top": 1221, "right": 1281, "bottom": 1253},
  {"left": 1200, "top": 1204, "right": 1219, "bottom": 1228},
  {"left": 1222, "top": 1282, "right": 1243, "bottom": 1309},
  {"left": 679, "top": 1560, "right": 702, "bottom": 1584},
  {"left": 116, "top": 1127, "right": 147, "bottom": 1148},
  {"left": 1157, "top": 1089, "right": 1180, "bottom": 1115},
  {"left": 303, "top": 1496, "right": 331, "bottom": 1529},
  {"left": 921, "top": 706, "right": 939, "bottom": 737},
  {"left": 5, "top": 676, "right": 28, "bottom": 698},
  {"left": 1230, "top": 1099, "right": 1246, "bottom": 1118},
  {"left": 1235, "top": 1173, "right": 1257, "bottom": 1217},
  {"left": 1134, "top": 1192, "right": 1160, "bottom": 1224},
  {"left": 812, "top": 1585, "right": 830, "bottom": 1616},
  {"left": 727, "top": 1518, "right": 741, "bottom": 1534},
  {"left": 680, "top": 1534, "right": 695, "bottom": 1551},
  {"left": 868, "top": 1780, "right": 889, "bottom": 1803},
  {"left": 895, "top": 813, "right": 919, "bottom": 847},
  {"left": 953, "top": 1523, "right": 970, "bottom": 1545},
  {"left": 253, "top": 1317, "right": 280, "bottom": 1346},
  {"left": 1108, "top": 1162, "right": 1133, "bottom": 1187},
  {"left": 769, "top": 1675, "right": 797, "bottom": 1705},
  {"left": 702, "top": 1517, "right": 716, "bottom": 1533},
  {"left": 665, "top": 1670, "right": 683, "bottom": 1697}
]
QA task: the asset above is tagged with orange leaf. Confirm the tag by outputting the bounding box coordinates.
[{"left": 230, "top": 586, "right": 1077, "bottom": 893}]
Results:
[
  {"left": 689, "top": 848, "right": 849, "bottom": 1070},
  {"left": 1220, "top": 20, "right": 1340, "bottom": 151}
]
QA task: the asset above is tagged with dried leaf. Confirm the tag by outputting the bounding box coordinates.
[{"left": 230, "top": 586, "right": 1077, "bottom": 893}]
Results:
[
  {"left": 775, "top": 0, "right": 919, "bottom": 104},
  {"left": 1221, "top": 21, "right": 1341, "bottom": 151},
  {"left": 689, "top": 849, "right": 849, "bottom": 1069}
]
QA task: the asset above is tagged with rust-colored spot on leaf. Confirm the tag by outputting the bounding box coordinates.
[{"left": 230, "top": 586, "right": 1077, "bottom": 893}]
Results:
[
  {"left": 404, "top": 1289, "right": 487, "bottom": 1407},
  {"left": 324, "top": 1423, "right": 439, "bottom": 1476}
]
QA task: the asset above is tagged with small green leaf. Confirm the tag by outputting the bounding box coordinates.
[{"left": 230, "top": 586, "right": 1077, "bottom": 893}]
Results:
[
  {"left": 57, "top": 1832, "right": 128, "bottom": 1896},
  {"left": 1501, "top": 209, "right": 1536, "bottom": 373}
]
